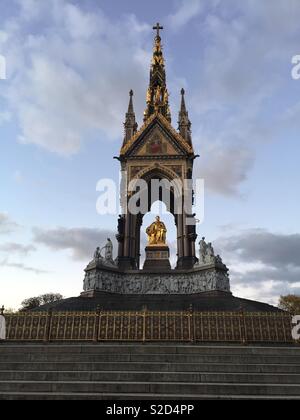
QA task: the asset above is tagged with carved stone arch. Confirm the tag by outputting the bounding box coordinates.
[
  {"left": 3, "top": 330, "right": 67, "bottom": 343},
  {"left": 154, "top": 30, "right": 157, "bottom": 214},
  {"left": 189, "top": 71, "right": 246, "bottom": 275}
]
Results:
[
  {"left": 135, "top": 164, "right": 183, "bottom": 215},
  {"left": 118, "top": 157, "right": 197, "bottom": 270},
  {"left": 132, "top": 163, "right": 179, "bottom": 183}
]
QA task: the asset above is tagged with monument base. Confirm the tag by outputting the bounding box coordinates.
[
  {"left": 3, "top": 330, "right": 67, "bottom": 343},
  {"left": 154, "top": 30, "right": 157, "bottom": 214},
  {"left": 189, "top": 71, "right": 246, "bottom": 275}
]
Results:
[
  {"left": 39, "top": 290, "right": 280, "bottom": 313},
  {"left": 82, "top": 259, "right": 230, "bottom": 295},
  {"left": 34, "top": 255, "right": 280, "bottom": 313},
  {"left": 143, "top": 245, "right": 171, "bottom": 271}
]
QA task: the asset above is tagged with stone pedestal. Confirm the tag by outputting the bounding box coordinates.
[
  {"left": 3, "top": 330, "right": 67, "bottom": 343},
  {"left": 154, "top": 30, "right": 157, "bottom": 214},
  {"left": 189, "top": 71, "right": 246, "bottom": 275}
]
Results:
[
  {"left": 143, "top": 245, "right": 171, "bottom": 271},
  {"left": 82, "top": 261, "right": 230, "bottom": 296},
  {"left": 176, "top": 256, "right": 198, "bottom": 270}
]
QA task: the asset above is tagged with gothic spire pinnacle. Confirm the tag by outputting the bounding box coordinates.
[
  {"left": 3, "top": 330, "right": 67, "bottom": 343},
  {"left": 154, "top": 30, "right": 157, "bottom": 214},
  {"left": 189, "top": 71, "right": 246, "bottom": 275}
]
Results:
[
  {"left": 180, "top": 88, "right": 187, "bottom": 113},
  {"left": 124, "top": 89, "right": 137, "bottom": 144},
  {"left": 128, "top": 89, "right": 134, "bottom": 113},
  {"left": 178, "top": 88, "right": 192, "bottom": 144},
  {"left": 143, "top": 23, "right": 171, "bottom": 123}
]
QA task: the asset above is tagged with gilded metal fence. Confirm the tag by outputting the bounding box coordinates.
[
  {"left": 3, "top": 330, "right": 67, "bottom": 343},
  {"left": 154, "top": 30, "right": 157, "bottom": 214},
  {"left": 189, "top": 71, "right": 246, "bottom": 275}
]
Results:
[{"left": 4, "top": 310, "right": 294, "bottom": 343}]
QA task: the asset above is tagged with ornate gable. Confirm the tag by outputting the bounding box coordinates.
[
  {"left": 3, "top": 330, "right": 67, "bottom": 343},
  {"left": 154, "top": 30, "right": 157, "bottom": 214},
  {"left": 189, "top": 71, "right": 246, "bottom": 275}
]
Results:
[{"left": 120, "top": 113, "right": 193, "bottom": 159}]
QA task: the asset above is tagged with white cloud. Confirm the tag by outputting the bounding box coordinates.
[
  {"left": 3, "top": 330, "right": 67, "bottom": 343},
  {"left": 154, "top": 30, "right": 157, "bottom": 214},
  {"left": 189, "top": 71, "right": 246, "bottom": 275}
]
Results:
[
  {"left": 0, "top": 0, "right": 299, "bottom": 196},
  {"left": 195, "top": 143, "right": 254, "bottom": 196},
  {"left": 15, "top": 0, "right": 48, "bottom": 22},
  {"left": 219, "top": 229, "right": 300, "bottom": 269},
  {"left": 0, "top": 1, "right": 151, "bottom": 155},
  {"left": 0, "top": 258, "right": 48, "bottom": 275},
  {"left": 184, "top": 0, "right": 300, "bottom": 196},
  {"left": 0, "top": 213, "right": 19, "bottom": 235},
  {"left": 0, "top": 111, "right": 11, "bottom": 124},
  {"left": 168, "top": 0, "right": 204, "bottom": 29},
  {"left": 63, "top": 3, "right": 103, "bottom": 40},
  {"left": 216, "top": 228, "right": 300, "bottom": 304},
  {"left": 0, "top": 242, "right": 36, "bottom": 255},
  {"left": 33, "top": 226, "right": 117, "bottom": 260}
]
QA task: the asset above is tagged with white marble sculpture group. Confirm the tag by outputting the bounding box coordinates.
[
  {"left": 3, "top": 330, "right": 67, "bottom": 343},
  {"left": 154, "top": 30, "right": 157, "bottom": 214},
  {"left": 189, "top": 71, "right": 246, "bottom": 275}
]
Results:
[
  {"left": 197, "top": 237, "right": 224, "bottom": 266},
  {"left": 92, "top": 238, "right": 117, "bottom": 268}
]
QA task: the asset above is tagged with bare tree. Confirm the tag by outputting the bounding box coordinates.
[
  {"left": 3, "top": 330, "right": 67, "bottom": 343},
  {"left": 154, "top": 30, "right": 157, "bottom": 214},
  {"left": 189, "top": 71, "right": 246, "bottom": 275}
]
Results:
[
  {"left": 21, "top": 293, "right": 64, "bottom": 311},
  {"left": 279, "top": 295, "right": 300, "bottom": 315}
]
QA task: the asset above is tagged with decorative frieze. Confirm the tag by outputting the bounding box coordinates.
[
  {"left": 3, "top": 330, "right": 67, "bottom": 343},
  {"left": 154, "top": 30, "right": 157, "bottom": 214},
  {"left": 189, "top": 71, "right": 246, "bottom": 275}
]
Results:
[{"left": 83, "top": 262, "right": 230, "bottom": 295}]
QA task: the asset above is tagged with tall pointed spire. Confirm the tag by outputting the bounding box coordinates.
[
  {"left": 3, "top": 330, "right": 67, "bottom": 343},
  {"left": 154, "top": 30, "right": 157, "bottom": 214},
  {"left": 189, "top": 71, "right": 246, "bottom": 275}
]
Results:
[
  {"left": 124, "top": 90, "right": 138, "bottom": 144},
  {"left": 144, "top": 23, "right": 171, "bottom": 123},
  {"left": 178, "top": 88, "right": 192, "bottom": 144},
  {"left": 127, "top": 89, "right": 134, "bottom": 114}
]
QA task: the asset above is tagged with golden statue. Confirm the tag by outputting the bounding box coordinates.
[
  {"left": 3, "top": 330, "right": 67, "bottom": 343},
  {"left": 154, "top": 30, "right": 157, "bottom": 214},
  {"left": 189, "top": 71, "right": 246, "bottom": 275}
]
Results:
[
  {"left": 154, "top": 86, "right": 161, "bottom": 105},
  {"left": 146, "top": 216, "right": 167, "bottom": 245},
  {"left": 163, "top": 89, "right": 169, "bottom": 105},
  {"left": 146, "top": 88, "right": 151, "bottom": 104}
]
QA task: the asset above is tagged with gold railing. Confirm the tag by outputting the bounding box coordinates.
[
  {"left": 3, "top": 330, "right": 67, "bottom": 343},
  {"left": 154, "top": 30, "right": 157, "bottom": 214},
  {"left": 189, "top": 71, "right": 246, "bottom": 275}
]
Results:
[{"left": 4, "top": 310, "right": 294, "bottom": 343}]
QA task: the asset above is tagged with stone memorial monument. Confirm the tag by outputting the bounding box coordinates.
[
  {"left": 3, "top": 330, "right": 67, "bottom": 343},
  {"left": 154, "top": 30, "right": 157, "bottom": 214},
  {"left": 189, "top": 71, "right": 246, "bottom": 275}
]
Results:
[{"left": 81, "top": 23, "right": 231, "bottom": 303}]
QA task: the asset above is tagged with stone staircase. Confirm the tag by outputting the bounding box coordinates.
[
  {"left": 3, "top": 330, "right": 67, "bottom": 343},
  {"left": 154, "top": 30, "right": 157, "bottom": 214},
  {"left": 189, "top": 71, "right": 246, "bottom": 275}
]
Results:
[{"left": 0, "top": 343, "right": 300, "bottom": 400}]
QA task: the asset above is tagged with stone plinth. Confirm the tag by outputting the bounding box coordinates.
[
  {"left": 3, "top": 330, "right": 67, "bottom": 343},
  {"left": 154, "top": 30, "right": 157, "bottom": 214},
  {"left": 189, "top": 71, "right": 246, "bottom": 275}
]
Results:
[
  {"left": 82, "top": 259, "right": 230, "bottom": 296},
  {"left": 143, "top": 245, "right": 171, "bottom": 271}
]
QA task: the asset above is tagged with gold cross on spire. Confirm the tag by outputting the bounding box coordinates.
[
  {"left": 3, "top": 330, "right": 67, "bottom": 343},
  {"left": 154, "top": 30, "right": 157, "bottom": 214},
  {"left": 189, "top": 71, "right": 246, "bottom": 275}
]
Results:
[{"left": 153, "top": 22, "right": 163, "bottom": 38}]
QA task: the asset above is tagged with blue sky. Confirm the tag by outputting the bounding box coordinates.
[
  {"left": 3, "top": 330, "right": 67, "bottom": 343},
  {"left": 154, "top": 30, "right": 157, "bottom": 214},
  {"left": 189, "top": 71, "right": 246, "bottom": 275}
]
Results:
[{"left": 0, "top": 0, "right": 300, "bottom": 309}]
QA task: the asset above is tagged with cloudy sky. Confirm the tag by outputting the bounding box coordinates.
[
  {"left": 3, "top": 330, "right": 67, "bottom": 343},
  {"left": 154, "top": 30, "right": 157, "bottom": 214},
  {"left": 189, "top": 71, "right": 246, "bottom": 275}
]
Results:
[{"left": 0, "top": 0, "right": 300, "bottom": 309}]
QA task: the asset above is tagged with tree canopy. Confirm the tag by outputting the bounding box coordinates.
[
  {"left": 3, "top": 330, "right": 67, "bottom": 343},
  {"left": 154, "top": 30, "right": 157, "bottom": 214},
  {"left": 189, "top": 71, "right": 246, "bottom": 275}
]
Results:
[
  {"left": 278, "top": 295, "right": 300, "bottom": 315},
  {"left": 21, "top": 293, "right": 64, "bottom": 311}
]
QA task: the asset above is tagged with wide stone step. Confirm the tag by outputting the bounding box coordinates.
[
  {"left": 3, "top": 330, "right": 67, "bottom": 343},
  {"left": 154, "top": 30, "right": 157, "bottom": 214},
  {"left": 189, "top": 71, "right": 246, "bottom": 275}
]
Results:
[
  {"left": 1, "top": 370, "right": 300, "bottom": 384},
  {"left": 1, "top": 353, "right": 300, "bottom": 364},
  {"left": 0, "top": 381, "right": 300, "bottom": 396},
  {"left": 0, "top": 392, "right": 300, "bottom": 400},
  {"left": 1, "top": 344, "right": 299, "bottom": 399},
  {"left": 1, "top": 361, "right": 300, "bottom": 374},
  {"left": 1, "top": 345, "right": 299, "bottom": 356},
  {"left": 1, "top": 392, "right": 300, "bottom": 400}
]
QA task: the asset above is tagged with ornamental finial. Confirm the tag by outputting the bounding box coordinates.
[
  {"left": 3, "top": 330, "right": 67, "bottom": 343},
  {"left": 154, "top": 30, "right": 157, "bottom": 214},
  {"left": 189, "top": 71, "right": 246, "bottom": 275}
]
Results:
[{"left": 153, "top": 22, "right": 163, "bottom": 38}]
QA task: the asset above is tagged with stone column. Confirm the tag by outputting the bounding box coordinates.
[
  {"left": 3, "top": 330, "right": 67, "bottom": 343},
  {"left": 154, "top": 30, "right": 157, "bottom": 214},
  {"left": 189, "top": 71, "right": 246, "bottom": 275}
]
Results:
[
  {"left": 130, "top": 214, "right": 140, "bottom": 270},
  {"left": 119, "top": 212, "right": 136, "bottom": 270},
  {"left": 176, "top": 214, "right": 183, "bottom": 260},
  {"left": 183, "top": 213, "right": 190, "bottom": 257},
  {"left": 176, "top": 213, "right": 186, "bottom": 269},
  {"left": 135, "top": 215, "right": 143, "bottom": 269},
  {"left": 123, "top": 212, "right": 130, "bottom": 257}
]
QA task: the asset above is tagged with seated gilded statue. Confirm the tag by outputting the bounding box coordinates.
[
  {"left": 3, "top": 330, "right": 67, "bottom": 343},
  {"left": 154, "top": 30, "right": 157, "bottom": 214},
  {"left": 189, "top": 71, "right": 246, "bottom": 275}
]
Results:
[{"left": 146, "top": 216, "right": 167, "bottom": 245}]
